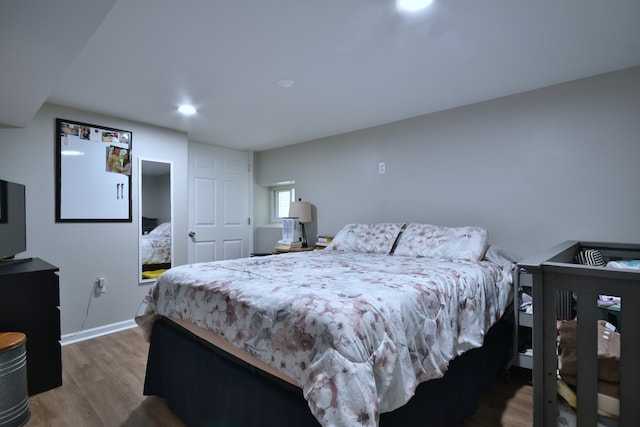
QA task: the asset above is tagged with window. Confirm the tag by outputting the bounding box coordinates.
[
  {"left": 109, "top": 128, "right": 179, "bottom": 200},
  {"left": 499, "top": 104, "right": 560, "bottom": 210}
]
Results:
[{"left": 270, "top": 184, "right": 295, "bottom": 223}]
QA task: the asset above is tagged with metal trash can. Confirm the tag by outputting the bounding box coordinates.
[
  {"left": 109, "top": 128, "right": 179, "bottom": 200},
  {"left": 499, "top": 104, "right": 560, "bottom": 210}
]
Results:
[{"left": 0, "top": 332, "right": 30, "bottom": 427}]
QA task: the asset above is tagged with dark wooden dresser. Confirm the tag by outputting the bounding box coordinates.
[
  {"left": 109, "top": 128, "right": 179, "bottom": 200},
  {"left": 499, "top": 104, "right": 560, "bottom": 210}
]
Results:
[{"left": 0, "top": 258, "right": 61, "bottom": 395}]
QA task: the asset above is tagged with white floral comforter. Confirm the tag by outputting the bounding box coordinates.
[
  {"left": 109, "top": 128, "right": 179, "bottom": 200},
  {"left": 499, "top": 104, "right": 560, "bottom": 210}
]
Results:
[
  {"left": 140, "top": 222, "right": 171, "bottom": 265},
  {"left": 135, "top": 249, "right": 513, "bottom": 427}
]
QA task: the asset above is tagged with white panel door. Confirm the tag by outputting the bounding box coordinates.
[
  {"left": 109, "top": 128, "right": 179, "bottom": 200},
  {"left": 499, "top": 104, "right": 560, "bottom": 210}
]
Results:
[{"left": 188, "top": 141, "right": 251, "bottom": 263}]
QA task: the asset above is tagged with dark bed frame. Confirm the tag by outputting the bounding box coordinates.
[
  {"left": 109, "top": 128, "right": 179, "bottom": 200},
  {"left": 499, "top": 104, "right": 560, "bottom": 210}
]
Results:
[
  {"left": 143, "top": 315, "right": 513, "bottom": 427},
  {"left": 141, "top": 262, "right": 171, "bottom": 272}
]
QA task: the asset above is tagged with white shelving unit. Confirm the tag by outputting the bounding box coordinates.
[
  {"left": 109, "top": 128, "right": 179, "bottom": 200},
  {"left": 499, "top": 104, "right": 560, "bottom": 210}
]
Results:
[{"left": 514, "top": 269, "right": 533, "bottom": 369}]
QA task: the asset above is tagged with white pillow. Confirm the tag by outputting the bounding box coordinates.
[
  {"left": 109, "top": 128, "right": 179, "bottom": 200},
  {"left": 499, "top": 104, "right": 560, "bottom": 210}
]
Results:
[
  {"left": 148, "top": 222, "right": 171, "bottom": 238},
  {"left": 394, "top": 223, "right": 488, "bottom": 261},
  {"left": 326, "top": 223, "right": 405, "bottom": 255}
]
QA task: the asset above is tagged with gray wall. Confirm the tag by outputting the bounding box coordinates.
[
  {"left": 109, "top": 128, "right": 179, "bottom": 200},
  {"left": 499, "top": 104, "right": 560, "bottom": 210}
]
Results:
[
  {"left": 142, "top": 173, "right": 171, "bottom": 225},
  {"left": 0, "top": 103, "right": 188, "bottom": 336},
  {"left": 255, "top": 67, "right": 640, "bottom": 259}
]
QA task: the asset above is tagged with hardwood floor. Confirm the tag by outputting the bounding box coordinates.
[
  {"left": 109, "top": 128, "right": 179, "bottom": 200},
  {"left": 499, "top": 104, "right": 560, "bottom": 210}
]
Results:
[
  {"left": 28, "top": 328, "right": 185, "bottom": 427},
  {"left": 26, "top": 328, "right": 532, "bottom": 426},
  {"left": 462, "top": 367, "right": 533, "bottom": 427}
]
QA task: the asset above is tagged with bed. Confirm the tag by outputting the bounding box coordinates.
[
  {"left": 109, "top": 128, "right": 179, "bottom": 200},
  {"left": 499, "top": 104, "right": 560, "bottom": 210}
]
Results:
[
  {"left": 140, "top": 221, "right": 172, "bottom": 274},
  {"left": 135, "top": 223, "right": 517, "bottom": 426},
  {"left": 518, "top": 241, "right": 640, "bottom": 427}
]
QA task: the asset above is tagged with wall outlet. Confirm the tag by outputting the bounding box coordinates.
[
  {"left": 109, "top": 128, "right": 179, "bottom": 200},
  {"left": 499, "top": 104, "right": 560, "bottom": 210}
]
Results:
[
  {"left": 378, "top": 162, "right": 386, "bottom": 174},
  {"left": 97, "top": 277, "right": 106, "bottom": 293}
]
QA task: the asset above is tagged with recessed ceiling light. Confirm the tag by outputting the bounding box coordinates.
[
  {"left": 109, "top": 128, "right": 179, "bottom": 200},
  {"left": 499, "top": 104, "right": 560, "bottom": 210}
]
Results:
[
  {"left": 278, "top": 79, "right": 295, "bottom": 88},
  {"left": 396, "top": 0, "right": 433, "bottom": 12},
  {"left": 178, "top": 104, "right": 197, "bottom": 115}
]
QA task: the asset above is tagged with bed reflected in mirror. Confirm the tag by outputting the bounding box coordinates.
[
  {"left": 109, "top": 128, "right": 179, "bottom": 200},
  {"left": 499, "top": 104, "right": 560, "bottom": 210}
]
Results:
[{"left": 139, "top": 158, "right": 173, "bottom": 283}]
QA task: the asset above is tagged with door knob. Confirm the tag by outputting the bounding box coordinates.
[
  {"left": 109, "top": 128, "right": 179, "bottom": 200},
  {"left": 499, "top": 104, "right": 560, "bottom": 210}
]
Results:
[{"left": 189, "top": 231, "right": 196, "bottom": 242}]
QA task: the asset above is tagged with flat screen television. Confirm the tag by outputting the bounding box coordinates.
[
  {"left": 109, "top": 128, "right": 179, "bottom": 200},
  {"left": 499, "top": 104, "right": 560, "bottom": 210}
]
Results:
[{"left": 0, "top": 179, "right": 27, "bottom": 261}]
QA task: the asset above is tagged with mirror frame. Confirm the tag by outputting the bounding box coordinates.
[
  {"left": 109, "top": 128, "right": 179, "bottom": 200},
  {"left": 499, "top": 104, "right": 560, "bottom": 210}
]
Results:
[{"left": 138, "top": 157, "right": 174, "bottom": 284}]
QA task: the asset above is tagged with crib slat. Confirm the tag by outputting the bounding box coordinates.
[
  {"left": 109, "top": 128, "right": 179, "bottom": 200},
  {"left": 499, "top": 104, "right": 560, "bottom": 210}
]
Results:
[
  {"left": 534, "top": 270, "right": 558, "bottom": 427},
  {"left": 575, "top": 288, "right": 599, "bottom": 427},
  {"left": 620, "top": 295, "right": 640, "bottom": 427}
]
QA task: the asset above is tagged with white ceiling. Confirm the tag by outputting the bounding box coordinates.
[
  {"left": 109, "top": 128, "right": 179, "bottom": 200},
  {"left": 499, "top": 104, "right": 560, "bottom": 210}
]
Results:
[{"left": 2, "top": 0, "right": 640, "bottom": 152}]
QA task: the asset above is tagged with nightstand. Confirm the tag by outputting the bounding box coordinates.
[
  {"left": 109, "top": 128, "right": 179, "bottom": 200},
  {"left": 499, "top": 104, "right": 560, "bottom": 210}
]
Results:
[{"left": 273, "top": 247, "right": 315, "bottom": 254}]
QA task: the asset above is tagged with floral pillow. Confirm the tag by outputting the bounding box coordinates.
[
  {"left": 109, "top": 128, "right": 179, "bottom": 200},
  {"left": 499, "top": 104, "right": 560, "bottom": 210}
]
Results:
[
  {"left": 394, "top": 223, "right": 489, "bottom": 261},
  {"left": 149, "top": 222, "right": 171, "bottom": 238},
  {"left": 325, "top": 223, "right": 405, "bottom": 255}
]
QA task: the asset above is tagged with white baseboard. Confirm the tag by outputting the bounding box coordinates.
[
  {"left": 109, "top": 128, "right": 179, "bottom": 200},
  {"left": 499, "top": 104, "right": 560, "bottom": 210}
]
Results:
[{"left": 61, "top": 319, "right": 138, "bottom": 346}]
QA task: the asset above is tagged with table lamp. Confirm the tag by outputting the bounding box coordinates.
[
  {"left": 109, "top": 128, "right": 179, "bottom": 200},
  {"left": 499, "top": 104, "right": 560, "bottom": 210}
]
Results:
[{"left": 288, "top": 199, "right": 312, "bottom": 247}]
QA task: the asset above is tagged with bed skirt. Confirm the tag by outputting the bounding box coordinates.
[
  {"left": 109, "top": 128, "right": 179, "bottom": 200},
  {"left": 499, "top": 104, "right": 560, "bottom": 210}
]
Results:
[{"left": 143, "top": 316, "right": 512, "bottom": 427}]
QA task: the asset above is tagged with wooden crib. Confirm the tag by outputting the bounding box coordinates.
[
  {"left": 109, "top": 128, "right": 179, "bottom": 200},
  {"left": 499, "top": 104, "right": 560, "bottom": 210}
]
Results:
[{"left": 519, "top": 241, "right": 640, "bottom": 427}]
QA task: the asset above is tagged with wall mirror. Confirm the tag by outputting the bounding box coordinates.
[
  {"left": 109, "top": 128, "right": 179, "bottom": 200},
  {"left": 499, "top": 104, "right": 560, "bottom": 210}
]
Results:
[{"left": 139, "top": 158, "right": 173, "bottom": 283}]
